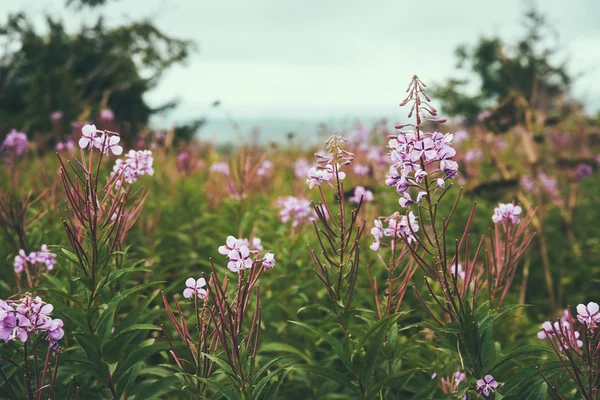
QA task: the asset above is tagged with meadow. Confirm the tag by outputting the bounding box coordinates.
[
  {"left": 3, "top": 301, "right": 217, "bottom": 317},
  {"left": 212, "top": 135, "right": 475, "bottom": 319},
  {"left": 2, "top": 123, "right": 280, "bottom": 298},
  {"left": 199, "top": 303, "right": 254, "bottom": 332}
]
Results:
[{"left": 1, "top": 75, "right": 600, "bottom": 399}]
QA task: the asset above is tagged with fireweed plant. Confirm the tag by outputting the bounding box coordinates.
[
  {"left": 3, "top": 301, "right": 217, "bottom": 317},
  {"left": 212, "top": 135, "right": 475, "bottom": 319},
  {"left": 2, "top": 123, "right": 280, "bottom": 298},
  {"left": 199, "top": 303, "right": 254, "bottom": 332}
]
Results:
[
  {"left": 162, "top": 235, "right": 288, "bottom": 398},
  {"left": 32, "top": 123, "right": 165, "bottom": 399},
  {"left": 376, "top": 76, "right": 541, "bottom": 399}
]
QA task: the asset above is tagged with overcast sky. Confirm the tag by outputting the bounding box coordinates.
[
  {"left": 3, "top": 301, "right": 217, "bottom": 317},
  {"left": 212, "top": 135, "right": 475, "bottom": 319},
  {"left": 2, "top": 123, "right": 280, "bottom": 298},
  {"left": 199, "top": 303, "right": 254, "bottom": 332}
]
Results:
[{"left": 4, "top": 0, "right": 600, "bottom": 124}]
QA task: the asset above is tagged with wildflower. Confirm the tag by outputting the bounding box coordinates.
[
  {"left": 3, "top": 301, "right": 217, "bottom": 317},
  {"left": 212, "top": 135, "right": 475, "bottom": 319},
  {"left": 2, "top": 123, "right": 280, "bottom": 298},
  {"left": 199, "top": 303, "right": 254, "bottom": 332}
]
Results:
[
  {"left": 353, "top": 163, "right": 370, "bottom": 176},
  {"left": 449, "top": 263, "right": 465, "bottom": 280},
  {"left": 537, "top": 320, "right": 583, "bottom": 349},
  {"left": 1, "top": 129, "right": 29, "bottom": 156},
  {"left": 277, "top": 196, "right": 316, "bottom": 228},
  {"left": 575, "top": 163, "right": 593, "bottom": 180},
  {"left": 262, "top": 253, "right": 276, "bottom": 269},
  {"left": 464, "top": 149, "right": 483, "bottom": 162},
  {"left": 100, "top": 108, "right": 115, "bottom": 121},
  {"left": 476, "top": 375, "right": 498, "bottom": 397},
  {"left": 349, "top": 186, "right": 374, "bottom": 204},
  {"left": 492, "top": 203, "right": 522, "bottom": 224},
  {"left": 14, "top": 250, "right": 28, "bottom": 273},
  {"left": 219, "top": 236, "right": 242, "bottom": 255},
  {"left": 576, "top": 302, "right": 600, "bottom": 325},
  {"left": 111, "top": 150, "right": 154, "bottom": 184},
  {"left": 56, "top": 139, "right": 75, "bottom": 152},
  {"left": 386, "top": 128, "right": 459, "bottom": 207},
  {"left": 306, "top": 167, "right": 333, "bottom": 189},
  {"left": 98, "top": 133, "right": 123, "bottom": 156},
  {"left": 79, "top": 124, "right": 98, "bottom": 149},
  {"left": 50, "top": 111, "right": 63, "bottom": 121},
  {"left": 0, "top": 294, "right": 63, "bottom": 344},
  {"left": 436, "top": 178, "right": 445, "bottom": 188},
  {"left": 371, "top": 212, "right": 419, "bottom": 250},
  {"left": 227, "top": 246, "right": 253, "bottom": 272},
  {"left": 454, "top": 371, "right": 466, "bottom": 386},
  {"left": 183, "top": 278, "right": 207, "bottom": 299},
  {"left": 209, "top": 162, "right": 230, "bottom": 176},
  {"left": 257, "top": 160, "right": 274, "bottom": 176}
]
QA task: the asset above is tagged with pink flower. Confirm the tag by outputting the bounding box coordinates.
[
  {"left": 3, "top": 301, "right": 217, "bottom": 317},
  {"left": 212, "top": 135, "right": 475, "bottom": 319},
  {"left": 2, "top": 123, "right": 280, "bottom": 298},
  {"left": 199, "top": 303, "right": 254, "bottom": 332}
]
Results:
[
  {"left": 276, "top": 196, "right": 316, "bottom": 228},
  {"left": 50, "top": 111, "right": 63, "bottom": 121},
  {"left": 306, "top": 167, "right": 333, "bottom": 189},
  {"left": 111, "top": 150, "right": 154, "bottom": 184},
  {"left": 219, "top": 236, "right": 242, "bottom": 255},
  {"left": 262, "top": 253, "right": 275, "bottom": 269},
  {"left": 449, "top": 263, "right": 465, "bottom": 280},
  {"left": 476, "top": 375, "right": 498, "bottom": 397},
  {"left": 1, "top": 130, "right": 29, "bottom": 156},
  {"left": 183, "top": 278, "right": 207, "bottom": 299},
  {"left": 353, "top": 164, "right": 370, "bottom": 176},
  {"left": 210, "top": 162, "right": 230, "bottom": 176},
  {"left": 349, "top": 186, "right": 374, "bottom": 204},
  {"left": 99, "top": 108, "right": 114, "bottom": 121},
  {"left": 576, "top": 302, "right": 600, "bottom": 325},
  {"left": 227, "top": 246, "right": 253, "bottom": 272},
  {"left": 492, "top": 203, "right": 522, "bottom": 224}
]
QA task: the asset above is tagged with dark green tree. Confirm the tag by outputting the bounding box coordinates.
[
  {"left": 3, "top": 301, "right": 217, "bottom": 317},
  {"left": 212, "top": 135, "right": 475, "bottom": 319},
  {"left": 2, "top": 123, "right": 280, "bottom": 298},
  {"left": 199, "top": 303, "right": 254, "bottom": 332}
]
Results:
[
  {"left": 0, "top": 1, "right": 193, "bottom": 142},
  {"left": 433, "top": 7, "right": 575, "bottom": 130}
]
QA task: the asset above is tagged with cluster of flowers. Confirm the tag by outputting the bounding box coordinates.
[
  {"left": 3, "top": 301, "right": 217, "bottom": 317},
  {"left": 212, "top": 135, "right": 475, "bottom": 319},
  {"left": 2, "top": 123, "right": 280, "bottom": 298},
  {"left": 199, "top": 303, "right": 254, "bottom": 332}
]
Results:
[
  {"left": 210, "top": 162, "right": 230, "bottom": 176},
  {"left": 79, "top": 124, "right": 123, "bottom": 155},
  {"left": 56, "top": 139, "right": 76, "bottom": 152},
  {"left": 257, "top": 160, "right": 274, "bottom": 176},
  {"left": 521, "top": 172, "right": 561, "bottom": 202},
  {"left": 537, "top": 307, "right": 587, "bottom": 350},
  {"left": 0, "top": 294, "right": 64, "bottom": 346},
  {"left": 218, "top": 236, "right": 275, "bottom": 272},
  {"left": 306, "top": 162, "right": 346, "bottom": 189},
  {"left": 386, "top": 130, "right": 459, "bottom": 208},
  {"left": 370, "top": 212, "right": 419, "bottom": 251},
  {"left": 491, "top": 203, "right": 522, "bottom": 224},
  {"left": 436, "top": 370, "right": 466, "bottom": 399},
  {"left": 276, "top": 196, "right": 316, "bottom": 228},
  {"left": 349, "top": 186, "right": 374, "bottom": 204},
  {"left": 14, "top": 245, "right": 57, "bottom": 273},
  {"left": 1, "top": 129, "right": 29, "bottom": 156},
  {"left": 111, "top": 150, "right": 155, "bottom": 185}
]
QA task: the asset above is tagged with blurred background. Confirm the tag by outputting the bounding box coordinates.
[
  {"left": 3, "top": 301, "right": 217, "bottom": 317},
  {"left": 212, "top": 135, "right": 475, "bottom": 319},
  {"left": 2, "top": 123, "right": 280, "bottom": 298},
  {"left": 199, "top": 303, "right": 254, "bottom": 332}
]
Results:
[{"left": 1, "top": 0, "right": 599, "bottom": 146}]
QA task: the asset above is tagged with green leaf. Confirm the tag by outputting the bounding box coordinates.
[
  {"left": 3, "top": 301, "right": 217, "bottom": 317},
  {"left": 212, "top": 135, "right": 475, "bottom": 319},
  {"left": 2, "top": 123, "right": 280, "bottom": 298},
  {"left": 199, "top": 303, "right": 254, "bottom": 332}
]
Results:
[{"left": 295, "top": 365, "right": 360, "bottom": 395}]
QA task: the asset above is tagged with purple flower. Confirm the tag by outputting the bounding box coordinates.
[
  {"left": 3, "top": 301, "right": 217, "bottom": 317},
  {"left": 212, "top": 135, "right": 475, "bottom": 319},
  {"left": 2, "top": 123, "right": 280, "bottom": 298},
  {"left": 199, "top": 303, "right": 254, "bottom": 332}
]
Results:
[
  {"left": 454, "top": 371, "right": 466, "bottom": 386},
  {"left": 371, "top": 212, "right": 419, "bottom": 250},
  {"left": 449, "top": 263, "right": 465, "bottom": 280},
  {"left": 227, "top": 246, "right": 253, "bottom": 272},
  {"left": 492, "top": 203, "right": 522, "bottom": 224},
  {"left": 353, "top": 163, "right": 370, "bottom": 176},
  {"left": 209, "top": 162, "right": 230, "bottom": 176},
  {"left": 257, "top": 160, "right": 274, "bottom": 177},
  {"left": 576, "top": 163, "right": 593, "bottom": 180},
  {"left": 1, "top": 130, "right": 29, "bottom": 156},
  {"left": 0, "top": 314, "right": 31, "bottom": 342},
  {"left": 399, "top": 192, "right": 413, "bottom": 208},
  {"left": 50, "top": 111, "right": 63, "bottom": 121},
  {"left": 183, "top": 278, "right": 207, "bottom": 299},
  {"left": 111, "top": 150, "right": 154, "bottom": 185},
  {"left": 476, "top": 375, "right": 498, "bottom": 397},
  {"left": 99, "top": 108, "right": 114, "bottom": 121},
  {"left": 47, "top": 319, "right": 64, "bottom": 341},
  {"left": 349, "top": 186, "right": 374, "bottom": 204},
  {"left": 276, "top": 196, "right": 316, "bottom": 228},
  {"left": 306, "top": 167, "right": 333, "bottom": 189},
  {"left": 537, "top": 320, "right": 583, "bottom": 349},
  {"left": 261, "top": 253, "right": 275, "bottom": 269},
  {"left": 219, "top": 236, "right": 243, "bottom": 255},
  {"left": 576, "top": 302, "right": 600, "bottom": 325}
]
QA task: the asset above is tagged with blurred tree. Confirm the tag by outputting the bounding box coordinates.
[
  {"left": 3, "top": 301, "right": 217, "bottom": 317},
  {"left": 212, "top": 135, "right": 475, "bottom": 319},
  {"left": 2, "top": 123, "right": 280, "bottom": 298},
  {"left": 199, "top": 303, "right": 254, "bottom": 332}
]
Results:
[
  {"left": 433, "top": 6, "right": 577, "bottom": 130},
  {"left": 0, "top": 2, "right": 194, "bottom": 142}
]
